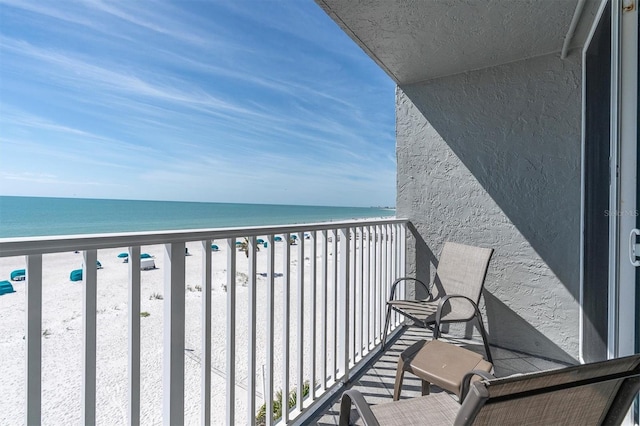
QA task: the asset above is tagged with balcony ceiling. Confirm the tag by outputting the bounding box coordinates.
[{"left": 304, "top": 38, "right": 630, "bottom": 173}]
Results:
[{"left": 316, "top": 0, "right": 601, "bottom": 85}]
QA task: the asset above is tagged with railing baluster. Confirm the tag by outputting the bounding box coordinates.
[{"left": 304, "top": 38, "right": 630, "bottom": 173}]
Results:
[
  {"left": 400, "top": 225, "right": 406, "bottom": 323},
  {"left": 338, "top": 228, "right": 350, "bottom": 381},
  {"left": 381, "top": 226, "right": 387, "bottom": 344},
  {"left": 349, "top": 228, "right": 356, "bottom": 364},
  {"left": 26, "top": 254, "right": 42, "bottom": 426},
  {"left": 296, "top": 232, "right": 304, "bottom": 412},
  {"left": 247, "top": 236, "right": 257, "bottom": 426},
  {"left": 309, "top": 231, "right": 317, "bottom": 400},
  {"left": 362, "top": 228, "right": 368, "bottom": 354},
  {"left": 163, "top": 242, "right": 185, "bottom": 425},
  {"left": 128, "top": 246, "right": 141, "bottom": 426},
  {"left": 377, "top": 226, "right": 384, "bottom": 343},
  {"left": 226, "top": 238, "right": 236, "bottom": 425},
  {"left": 378, "top": 227, "right": 382, "bottom": 342},
  {"left": 358, "top": 227, "right": 364, "bottom": 359},
  {"left": 390, "top": 225, "right": 395, "bottom": 328},
  {"left": 396, "top": 224, "right": 401, "bottom": 327},
  {"left": 320, "top": 230, "right": 328, "bottom": 391},
  {"left": 368, "top": 226, "right": 374, "bottom": 351},
  {"left": 386, "top": 225, "right": 391, "bottom": 332},
  {"left": 282, "top": 232, "right": 290, "bottom": 423},
  {"left": 380, "top": 225, "right": 385, "bottom": 341},
  {"left": 392, "top": 225, "right": 398, "bottom": 328},
  {"left": 369, "top": 226, "right": 378, "bottom": 349},
  {"left": 331, "top": 229, "right": 338, "bottom": 382},
  {"left": 266, "top": 235, "right": 275, "bottom": 426},
  {"left": 373, "top": 226, "right": 380, "bottom": 346},
  {"left": 83, "top": 249, "right": 98, "bottom": 425},
  {"left": 200, "top": 240, "right": 212, "bottom": 426}
]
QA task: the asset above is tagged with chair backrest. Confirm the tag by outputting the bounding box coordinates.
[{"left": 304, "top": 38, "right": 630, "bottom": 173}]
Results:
[
  {"left": 455, "top": 354, "right": 640, "bottom": 425},
  {"left": 432, "top": 242, "right": 493, "bottom": 305}
]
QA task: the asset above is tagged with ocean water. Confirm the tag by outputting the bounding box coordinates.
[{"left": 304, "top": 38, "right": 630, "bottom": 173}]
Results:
[{"left": 0, "top": 196, "right": 395, "bottom": 238}]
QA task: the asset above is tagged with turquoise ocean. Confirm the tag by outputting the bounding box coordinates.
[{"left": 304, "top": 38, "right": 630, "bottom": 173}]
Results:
[{"left": 0, "top": 196, "right": 395, "bottom": 238}]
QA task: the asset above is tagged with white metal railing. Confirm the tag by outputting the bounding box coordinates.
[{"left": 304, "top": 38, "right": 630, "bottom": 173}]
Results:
[{"left": 0, "top": 218, "right": 408, "bottom": 425}]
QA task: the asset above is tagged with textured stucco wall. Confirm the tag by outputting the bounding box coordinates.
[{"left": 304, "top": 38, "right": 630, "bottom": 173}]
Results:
[{"left": 397, "top": 53, "right": 582, "bottom": 362}]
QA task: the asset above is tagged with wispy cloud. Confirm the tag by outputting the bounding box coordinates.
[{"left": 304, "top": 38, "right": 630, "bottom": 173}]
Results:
[
  {"left": 0, "top": 0, "right": 97, "bottom": 29},
  {"left": 0, "top": 0, "right": 396, "bottom": 206},
  {"left": 1, "top": 38, "right": 252, "bottom": 114},
  {"left": 1, "top": 171, "right": 125, "bottom": 188},
  {"left": 84, "top": 0, "right": 208, "bottom": 46}
]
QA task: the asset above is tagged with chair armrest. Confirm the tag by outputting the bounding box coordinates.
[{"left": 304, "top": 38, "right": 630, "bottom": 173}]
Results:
[
  {"left": 339, "top": 390, "right": 381, "bottom": 426},
  {"left": 460, "top": 370, "right": 496, "bottom": 402},
  {"left": 435, "top": 294, "right": 480, "bottom": 326},
  {"left": 389, "top": 277, "right": 431, "bottom": 301}
]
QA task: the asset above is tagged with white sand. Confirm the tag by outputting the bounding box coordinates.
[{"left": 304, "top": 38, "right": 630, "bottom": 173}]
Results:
[{"left": 0, "top": 237, "right": 342, "bottom": 425}]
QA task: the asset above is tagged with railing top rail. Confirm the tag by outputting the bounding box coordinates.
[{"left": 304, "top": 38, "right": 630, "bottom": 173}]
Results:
[{"left": 0, "top": 217, "right": 409, "bottom": 257}]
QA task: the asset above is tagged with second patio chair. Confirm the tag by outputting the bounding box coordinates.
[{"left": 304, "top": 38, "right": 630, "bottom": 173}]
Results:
[
  {"left": 339, "top": 353, "right": 640, "bottom": 425},
  {"left": 382, "top": 242, "right": 494, "bottom": 362}
]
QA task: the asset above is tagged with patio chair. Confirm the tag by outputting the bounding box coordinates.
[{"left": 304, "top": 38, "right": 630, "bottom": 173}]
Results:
[
  {"left": 382, "top": 242, "right": 494, "bottom": 362},
  {"left": 338, "top": 353, "right": 640, "bottom": 425}
]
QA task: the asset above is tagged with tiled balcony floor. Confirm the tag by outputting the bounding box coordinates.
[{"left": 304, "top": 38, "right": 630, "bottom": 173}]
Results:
[{"left": 309, "top": 326, "right": 572, "bottom": 425}]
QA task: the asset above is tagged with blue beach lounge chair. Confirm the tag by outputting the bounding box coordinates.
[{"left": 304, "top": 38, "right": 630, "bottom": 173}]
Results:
[
  {"left": 10, "top": 269, "right": 25, "bottom": 281},
  {"left": 0, "top": 280, "right": 16, "bottom": 295},
  {"left": 70, "top": 269, "right": 83, "bottom": 281}
]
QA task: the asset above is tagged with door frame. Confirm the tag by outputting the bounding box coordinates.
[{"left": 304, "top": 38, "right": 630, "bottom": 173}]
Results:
[
  {"left": 580, "top": 0, "right": 613, "bottom": 364},
  {"left": 615, "top": 0, "right": 638, "bottom": 359},
  {"left": 580, "top": 0, "right": 638, "bottom": 362}
]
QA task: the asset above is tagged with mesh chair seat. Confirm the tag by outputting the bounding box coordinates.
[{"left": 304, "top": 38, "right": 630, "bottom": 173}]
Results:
[
  {"left": 370, "top": 392, "right": 458, "bottom": 425},
  {"left": 388, "top": 299, "right": 475, "bottom": 325}
]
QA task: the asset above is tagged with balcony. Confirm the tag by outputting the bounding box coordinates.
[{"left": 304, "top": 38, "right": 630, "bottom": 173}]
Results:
[{"left": 0, "top": 218, "right": 413, "bottom": 425}]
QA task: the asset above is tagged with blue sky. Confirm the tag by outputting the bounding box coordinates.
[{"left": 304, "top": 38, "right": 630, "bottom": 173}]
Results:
[{"left": 0, "top": 1, "right": 396, "bottom": 207}]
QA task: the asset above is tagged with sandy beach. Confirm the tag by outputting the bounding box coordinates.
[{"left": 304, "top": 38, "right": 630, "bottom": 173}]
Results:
[{"left": 0, "top": 236, "right": 339, "bottom": 425}]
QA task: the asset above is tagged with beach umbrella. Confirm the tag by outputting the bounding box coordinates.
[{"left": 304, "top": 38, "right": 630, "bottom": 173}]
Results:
[
  {"left": 117, "top": 253, "right": 128, "bottom": 258},
  {"left": 274, "top": 236, "right": 283, "bottom": 242},
  {"left": 263, "top": 242, "right": 268, "bottom": 248},
  {"left": 96, "top": 261, "right": 102, "bottom": 269},
  {"left": 141, "top": 253, "right": 152, "bottom": 259},
  {"left": 211, "top": 244, "right": 219, "bottom": 251},
  {"left": 291, "top": 234, "right": 298, "bottom": 240},
  {"left": 257, "top": 239, "right": 264, "bottom": 244}
]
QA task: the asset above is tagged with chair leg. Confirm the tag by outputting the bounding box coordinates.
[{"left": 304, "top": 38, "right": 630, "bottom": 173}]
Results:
[
  {"left": 433, "top": 321, "right": 441, "bottom": 340},
  {"left": 475, "top": 314, "right": 493, "bottom": 364},
  {"left": 382, "top": 303, "right": 392, "bottom": 349},
  {"left": 421, "top": 380, "right": 431, "bottom": 396},
  {"left": 393, "top": 355, "right": 406, "bottom": 401}
]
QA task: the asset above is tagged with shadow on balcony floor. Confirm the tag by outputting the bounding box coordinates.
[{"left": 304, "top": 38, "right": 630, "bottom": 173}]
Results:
[{"left": 309, "top": 326, "right": 573, "bottom": 425}]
